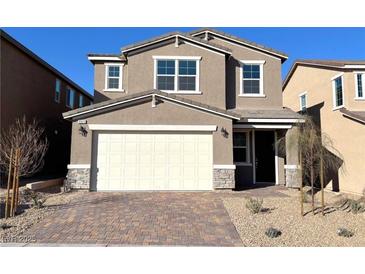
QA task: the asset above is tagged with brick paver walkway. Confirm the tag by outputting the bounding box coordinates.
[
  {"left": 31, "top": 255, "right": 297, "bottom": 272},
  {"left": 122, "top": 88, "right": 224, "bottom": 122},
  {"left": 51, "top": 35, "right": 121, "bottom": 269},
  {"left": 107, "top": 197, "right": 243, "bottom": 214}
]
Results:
[{"left": 23, "top": 192, "right": 242, "bottom": 246}]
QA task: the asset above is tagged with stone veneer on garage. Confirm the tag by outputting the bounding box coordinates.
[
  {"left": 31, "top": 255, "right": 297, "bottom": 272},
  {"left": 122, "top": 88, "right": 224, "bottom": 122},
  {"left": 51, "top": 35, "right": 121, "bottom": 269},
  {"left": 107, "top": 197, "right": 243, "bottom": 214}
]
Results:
[
  {"left": 65, "top": 168, "right": 90, "bottom": 191},
  {"left": 213, "top": 168, "right": 235, "bottom": 189},
  {"left": 66, "top": 167, "right": 235, "bottom": 191}
]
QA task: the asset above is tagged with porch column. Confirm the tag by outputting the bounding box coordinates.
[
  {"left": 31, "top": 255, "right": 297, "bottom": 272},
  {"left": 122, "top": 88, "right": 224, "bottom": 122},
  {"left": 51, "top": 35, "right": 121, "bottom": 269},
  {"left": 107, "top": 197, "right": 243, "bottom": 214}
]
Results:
[{"left": 285, "top": 126, "right": 302, "bottom": 188}]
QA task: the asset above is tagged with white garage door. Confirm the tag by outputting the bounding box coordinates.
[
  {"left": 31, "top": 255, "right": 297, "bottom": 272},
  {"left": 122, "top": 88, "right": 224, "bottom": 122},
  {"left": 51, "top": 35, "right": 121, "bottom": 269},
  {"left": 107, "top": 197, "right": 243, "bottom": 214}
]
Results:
[{"left": 94, "top": 132, "right": 213, "bottom": 191}]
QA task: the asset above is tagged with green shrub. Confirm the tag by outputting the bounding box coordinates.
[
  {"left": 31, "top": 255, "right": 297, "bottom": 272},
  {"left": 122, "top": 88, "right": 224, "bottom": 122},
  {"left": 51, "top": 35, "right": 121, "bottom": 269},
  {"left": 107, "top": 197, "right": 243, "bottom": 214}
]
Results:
[
  {"left": 337, "top": 228, "right": 354, "bottom": 238},
  {"left": 246, "top": 197, "right": 263, "bottom": 214},
  {"left": 265, "top": 227, "right": 282, "bottom": 238}
]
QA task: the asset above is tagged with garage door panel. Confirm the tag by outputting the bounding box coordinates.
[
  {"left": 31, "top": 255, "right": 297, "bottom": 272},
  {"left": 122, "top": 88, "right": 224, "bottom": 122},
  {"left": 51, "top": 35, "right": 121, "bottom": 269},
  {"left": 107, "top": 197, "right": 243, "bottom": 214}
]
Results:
[{"left": 95, "top": 132, "right": 212, "bottom": 191}]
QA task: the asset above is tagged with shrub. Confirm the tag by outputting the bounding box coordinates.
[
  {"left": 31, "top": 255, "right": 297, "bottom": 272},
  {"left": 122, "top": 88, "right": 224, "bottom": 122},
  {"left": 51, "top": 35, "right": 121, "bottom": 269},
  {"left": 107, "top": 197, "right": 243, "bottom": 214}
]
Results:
[
  {"left": 349, "top": 199, "right": 365, "bottom": 214},
  {"left": 337, "top": 228, "right": 354, "bottom": 238},
  {"left": 23, "top": 189, "right": 46, "bottom": 208},
  {"left": 246, "top": 197, "right": 263, "bottom": 214},
  {"left": 265, "top": 227, "right": 282, "bottom": 238}
]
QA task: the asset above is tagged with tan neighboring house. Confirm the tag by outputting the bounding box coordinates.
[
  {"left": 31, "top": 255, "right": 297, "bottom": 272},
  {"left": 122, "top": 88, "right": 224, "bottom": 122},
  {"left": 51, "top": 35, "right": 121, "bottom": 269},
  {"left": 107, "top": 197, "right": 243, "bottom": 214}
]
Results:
[
  {"left": 283, "top": 60, "right": 365, "bottom": 196},
  {"left": 0, "top": 30, "right": 93, "bottom": 181},
  {"left": 63, "top": 28, "right": 303, "bottom": 191}
]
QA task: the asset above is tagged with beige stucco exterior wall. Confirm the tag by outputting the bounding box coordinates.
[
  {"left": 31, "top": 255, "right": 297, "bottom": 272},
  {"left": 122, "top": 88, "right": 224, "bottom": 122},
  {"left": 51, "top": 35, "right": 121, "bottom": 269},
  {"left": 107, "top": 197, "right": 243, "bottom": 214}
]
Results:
[
  {"left": 70, "top": 98, "right": 234, "bottom": 166},
  {"left": 207, "top": 36, "right": 283, "bottom": 110},
  {"left": 283, "top": 65, "right": 365, "bottom": 195},
  {"left": 93, "top": 41, "right": 226, "bottom": 109}
]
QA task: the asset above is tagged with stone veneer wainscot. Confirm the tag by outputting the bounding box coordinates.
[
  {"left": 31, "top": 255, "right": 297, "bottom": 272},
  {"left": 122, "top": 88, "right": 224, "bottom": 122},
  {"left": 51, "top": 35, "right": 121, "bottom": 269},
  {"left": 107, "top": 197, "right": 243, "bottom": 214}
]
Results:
[{"left": 213, "top": 166, "right": 235, "bottom": 189}]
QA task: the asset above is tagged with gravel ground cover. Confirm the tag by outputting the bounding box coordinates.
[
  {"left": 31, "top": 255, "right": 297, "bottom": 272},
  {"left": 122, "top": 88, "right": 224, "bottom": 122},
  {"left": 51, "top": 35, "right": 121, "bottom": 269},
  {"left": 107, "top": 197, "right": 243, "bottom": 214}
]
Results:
[
  {"left": 223, "top": 188, "right": 365, "bottom": 247},
  {"left": 0, "top": 189, "right": 84, "bottom": 243}
]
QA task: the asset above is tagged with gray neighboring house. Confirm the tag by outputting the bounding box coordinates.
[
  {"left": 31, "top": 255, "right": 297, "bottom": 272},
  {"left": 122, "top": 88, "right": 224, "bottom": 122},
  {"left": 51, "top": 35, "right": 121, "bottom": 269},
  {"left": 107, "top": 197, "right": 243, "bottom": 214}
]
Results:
[{"left": 63, "top": 28, "right": 303, "bottom": 191}]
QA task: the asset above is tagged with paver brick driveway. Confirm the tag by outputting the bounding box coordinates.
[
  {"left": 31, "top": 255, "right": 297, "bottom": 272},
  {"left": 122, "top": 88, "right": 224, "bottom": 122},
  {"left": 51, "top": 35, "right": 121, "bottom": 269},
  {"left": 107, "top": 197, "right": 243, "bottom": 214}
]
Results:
[{"left": 24, "top": 192, "right": 242, "bottom": 246}]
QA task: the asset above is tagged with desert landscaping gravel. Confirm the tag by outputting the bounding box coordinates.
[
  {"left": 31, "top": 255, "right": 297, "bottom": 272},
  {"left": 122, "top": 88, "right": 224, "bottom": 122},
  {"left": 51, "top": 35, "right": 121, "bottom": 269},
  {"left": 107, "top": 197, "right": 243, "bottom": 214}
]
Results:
[{"left": 223, "top": 188, "right": 365, "bottom": 247}]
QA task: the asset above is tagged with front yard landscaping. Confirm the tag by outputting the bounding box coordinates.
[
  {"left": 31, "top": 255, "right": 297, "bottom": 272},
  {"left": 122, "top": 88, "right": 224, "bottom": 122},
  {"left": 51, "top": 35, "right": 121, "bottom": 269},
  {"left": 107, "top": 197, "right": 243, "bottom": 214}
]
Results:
[
  {"left": 0, "top": 186, "right": 364, "bottom": 246},
  {"left": 222, "top": 188, "right": 365, "bottom": 247}
]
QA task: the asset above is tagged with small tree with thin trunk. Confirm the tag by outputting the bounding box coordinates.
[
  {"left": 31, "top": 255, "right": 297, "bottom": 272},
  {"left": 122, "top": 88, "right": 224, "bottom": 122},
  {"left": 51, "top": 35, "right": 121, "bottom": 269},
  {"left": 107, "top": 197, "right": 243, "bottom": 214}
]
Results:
[
  {"left": 0, "top": 116, "right": 49, "bottom": 178},
  {"left": 277, "top": 116, "right": 344, "bottom": 215}
]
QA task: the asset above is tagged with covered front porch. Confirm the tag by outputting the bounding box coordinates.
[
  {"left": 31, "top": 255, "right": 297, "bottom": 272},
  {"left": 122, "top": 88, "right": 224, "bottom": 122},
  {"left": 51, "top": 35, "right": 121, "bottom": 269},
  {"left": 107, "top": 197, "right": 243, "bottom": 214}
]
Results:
[{"left": 232, "top": 109, "right": 304, "bottom": 190}]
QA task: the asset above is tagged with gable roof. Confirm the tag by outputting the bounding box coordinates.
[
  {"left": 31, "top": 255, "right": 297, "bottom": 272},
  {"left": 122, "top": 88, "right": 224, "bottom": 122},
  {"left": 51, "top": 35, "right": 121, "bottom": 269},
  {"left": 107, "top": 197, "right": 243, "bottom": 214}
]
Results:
[
  {"left": 63, "top": 89, "right": 240, "bottom": 120},
  {"left": 189, "top": 28, "right": 288, "bottom": 62},
  {"left": 283, "top": 59, "right": 365, "bottom": 90},
  {"left": 87, "top": 53, "right": 126, "bottom": 63},
  {"left": 0, "top": 29, "right": 93, "bottom": 100},
  {"left": 121, "top": 32, "right": 232, "bottom": 55}
]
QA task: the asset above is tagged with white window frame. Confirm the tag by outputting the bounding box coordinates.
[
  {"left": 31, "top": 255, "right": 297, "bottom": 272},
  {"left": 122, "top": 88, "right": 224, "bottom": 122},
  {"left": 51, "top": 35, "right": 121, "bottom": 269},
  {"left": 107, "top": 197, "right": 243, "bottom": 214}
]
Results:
[
  {"left": 233, "top": 131, "right": 251, "bottom": 166},
  {"left": 354, "top": 72, "right": 365, "bottom": 100},
  {"left": 153, "top": 56, "right": 201, "bottom": 94},
  {"left": 55, "top": 78, "right": 61, "bottom": 103},
  {"left": 79, "top": 94, "right": 84, "bottom": 108},
  {"left": 298, "top": 91, "right": 307, "bottom": 111},
  {"left": 66, "top": 86, "right": 75, "bottom": 109},
  {"left": 104, "top": 63, "right": 124, "bottom": 92},
  {"left": 239, "top": 60, "right": 265, "bottom": 97},
  {"left": 331, "top": 73, "right": 345, "bottom": 110}
]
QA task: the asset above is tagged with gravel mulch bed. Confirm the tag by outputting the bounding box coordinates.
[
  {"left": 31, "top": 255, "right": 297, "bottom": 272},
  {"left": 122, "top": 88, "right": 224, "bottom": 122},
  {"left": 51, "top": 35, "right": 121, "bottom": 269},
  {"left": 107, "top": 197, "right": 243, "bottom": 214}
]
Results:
[
  {"left": 222, "top": 190, "right": 365, "bottom": 247},
  {"left": 222, "top": 188, "right": 365, "bottom": 247},
  {"left": 0, "top": 190, "right": 84, "bottom": 243}
]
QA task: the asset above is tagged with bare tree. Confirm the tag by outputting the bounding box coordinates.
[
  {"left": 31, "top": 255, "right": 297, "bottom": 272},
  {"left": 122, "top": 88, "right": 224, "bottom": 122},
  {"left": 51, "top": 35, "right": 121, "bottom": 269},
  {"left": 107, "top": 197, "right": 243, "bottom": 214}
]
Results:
[
  {"left": 0, "top": 116, "right": 49, "bottom": 178},
  {"left": 278, "top": 116, "right": 344, "bottom": 215}
]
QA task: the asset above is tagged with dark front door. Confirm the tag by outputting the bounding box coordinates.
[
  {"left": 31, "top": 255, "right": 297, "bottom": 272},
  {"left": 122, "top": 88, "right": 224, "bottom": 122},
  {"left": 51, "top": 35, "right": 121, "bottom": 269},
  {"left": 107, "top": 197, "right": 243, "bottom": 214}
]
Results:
[{"left": 255, "top": 131, "right": 275, "bottom": 183}]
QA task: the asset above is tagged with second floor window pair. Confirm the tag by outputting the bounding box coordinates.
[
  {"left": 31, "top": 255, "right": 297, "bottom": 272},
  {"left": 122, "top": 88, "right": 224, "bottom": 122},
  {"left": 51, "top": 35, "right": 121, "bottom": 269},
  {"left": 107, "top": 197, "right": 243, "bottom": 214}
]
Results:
[{"left": 156, "top": 60, "right": 197, "bottom": 92}]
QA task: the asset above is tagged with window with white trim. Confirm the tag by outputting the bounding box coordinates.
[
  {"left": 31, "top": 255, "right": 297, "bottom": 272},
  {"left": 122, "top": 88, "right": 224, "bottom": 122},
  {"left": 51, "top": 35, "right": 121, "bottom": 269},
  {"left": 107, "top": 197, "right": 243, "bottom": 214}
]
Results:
[
  {"left": 55, "top": 79, "right": 61, "bottom": 103},
  {"left": 355, "top": 73, "right": 364, "bottom": 98},
  {"left": 299, "top": 92, "right": 307, "bottom": 112},
  {"left": 233, "top": 132, "right": 250, "bottom": 164},
  {"left": 154, "top": 57, "right": 200, "bottom": 92},
  {"left": 105, "top": 64, "right": 123, "bottom": 91},
  {"left": 240, "top": 61, "right": 264, "bottom": 96},
  {"left": 332, "top": 76, "right": 344, "bottom": 108},
  {"left": 79, "top": 94, "right": 84, "bottom": 108},
  {"left": 66, "top": 87, "right": 75, "bottom": 108}
]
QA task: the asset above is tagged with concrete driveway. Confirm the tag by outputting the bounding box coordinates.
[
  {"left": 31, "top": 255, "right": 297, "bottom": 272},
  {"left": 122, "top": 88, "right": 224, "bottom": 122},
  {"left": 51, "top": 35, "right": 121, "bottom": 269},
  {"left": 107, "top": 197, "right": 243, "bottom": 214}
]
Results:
[{"left": 23, "top": 192, "right": 242, "bottom": 246}]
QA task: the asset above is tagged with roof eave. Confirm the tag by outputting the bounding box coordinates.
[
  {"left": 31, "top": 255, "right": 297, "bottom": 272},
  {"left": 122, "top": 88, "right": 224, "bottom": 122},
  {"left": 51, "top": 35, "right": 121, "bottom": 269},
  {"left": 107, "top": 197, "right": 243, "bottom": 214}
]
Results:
[
  {"left": 190, "top": 29, "right": 288, "bottom": 62},
  {"left": 121, "top": 34, "right": 231, "bottom": 56}
]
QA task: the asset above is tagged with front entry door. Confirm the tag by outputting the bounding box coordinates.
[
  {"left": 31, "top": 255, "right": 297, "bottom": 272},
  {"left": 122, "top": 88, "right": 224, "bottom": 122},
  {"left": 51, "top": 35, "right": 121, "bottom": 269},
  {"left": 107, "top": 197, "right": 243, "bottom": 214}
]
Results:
[{"left": 255, "top": 131, "right": 275, "bottom": 183}]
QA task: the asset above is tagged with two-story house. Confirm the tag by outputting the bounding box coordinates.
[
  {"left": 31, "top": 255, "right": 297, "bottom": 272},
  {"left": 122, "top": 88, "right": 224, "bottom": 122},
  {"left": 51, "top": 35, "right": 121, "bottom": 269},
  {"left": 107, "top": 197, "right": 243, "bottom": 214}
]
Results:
[
  {"left": 63, "top": 28, "right": 303, "bottom": 191},
  {"left": 0, "top": 30, "right": 93, "bottom": 181},
  {"left": 283, "top": 60, "right": 365, "bottom": 196}
]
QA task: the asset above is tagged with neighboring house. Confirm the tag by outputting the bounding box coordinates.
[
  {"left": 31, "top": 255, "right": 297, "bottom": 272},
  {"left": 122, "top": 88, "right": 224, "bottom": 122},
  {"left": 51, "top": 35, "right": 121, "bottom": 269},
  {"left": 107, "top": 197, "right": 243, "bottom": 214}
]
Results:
[
  {"left": 63, "top": 28, "right": 303, "bottom": 191},
  {"left": 283, "top": 60, "right": 365, "bottom": 196},
  {"left": 0, "top": 30, "right": 93, "bottom": 180}
]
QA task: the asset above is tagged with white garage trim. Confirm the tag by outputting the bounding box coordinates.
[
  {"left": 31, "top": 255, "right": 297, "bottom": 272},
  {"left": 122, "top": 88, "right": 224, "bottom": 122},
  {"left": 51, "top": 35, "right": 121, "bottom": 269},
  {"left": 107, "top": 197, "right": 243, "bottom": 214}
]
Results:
[
  {"left": 233, "top": 124, "right": 292, "bottom": 129},
  {"left": 88, "top": 124, "right": 218, "bottom": 132},
  {"left": 213, "top": 165, "right": 236, "bottom": 170},
  {"left": 67, "top": 164, "right": 90, "bottom": 169}
]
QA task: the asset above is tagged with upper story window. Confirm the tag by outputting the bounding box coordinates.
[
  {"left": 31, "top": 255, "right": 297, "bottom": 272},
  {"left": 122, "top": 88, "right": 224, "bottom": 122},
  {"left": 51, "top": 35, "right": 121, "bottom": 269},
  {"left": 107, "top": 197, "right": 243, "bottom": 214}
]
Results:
[
  {"left": 79, "top": 94, "right": 84, "bottom": 108},
  {"left": 332, "top": 74, "right": 344, "bottom": 109},
  {"left": 355, "top": 73, "right": 364, "bottom": 99},
  {"left": 233, "top": 132, "right": 250, "bottom": 165},
  {"left": 299, "top": 92, "right": 307, "bottom": 112},
  {"left": 240, "top": 60, "right": 265, "bottom": 97},
  {"left": 66, "top": 87, "right": 75, "bottom": 109},
  {"left": 55, "top": 79, "right": 61, "bottom": 103},
  {"left": 105, "top": 64, "right": 124, "bottom": 92},
  {"left": 153, "top": 56, "right": 201, "bottom": 94}
]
